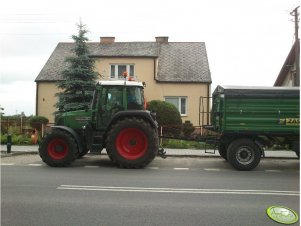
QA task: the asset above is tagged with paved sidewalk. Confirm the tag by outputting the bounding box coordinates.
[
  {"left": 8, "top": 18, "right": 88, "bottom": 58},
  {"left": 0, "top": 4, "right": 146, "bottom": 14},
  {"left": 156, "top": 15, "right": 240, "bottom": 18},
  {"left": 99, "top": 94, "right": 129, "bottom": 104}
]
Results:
[{"left": 0, "top": 145, "right": 298, "bottom": 159}]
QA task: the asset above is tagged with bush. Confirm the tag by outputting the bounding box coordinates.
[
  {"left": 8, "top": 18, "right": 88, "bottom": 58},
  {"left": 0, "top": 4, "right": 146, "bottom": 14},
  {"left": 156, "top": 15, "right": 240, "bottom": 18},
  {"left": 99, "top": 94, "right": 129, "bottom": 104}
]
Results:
[
  {"left": 147, "top": 100, "right": 182, "bottom": 137},
  {"left": 29, "top": 116, "right": 49, "bottom": 131},
  {"left": 182, "top": 120, "right": 194, "bottom": 137},
  {"left": 1, "top": 134, "right": 32, "bottom": 145},
  {"left": 162, "top": 139, "right": 210, "bottom": 149}
]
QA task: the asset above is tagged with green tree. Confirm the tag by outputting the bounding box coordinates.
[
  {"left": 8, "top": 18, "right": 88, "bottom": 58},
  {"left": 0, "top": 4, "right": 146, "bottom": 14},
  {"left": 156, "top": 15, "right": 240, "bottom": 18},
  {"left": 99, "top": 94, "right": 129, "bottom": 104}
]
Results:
[{"left": 56, "top": 21, "right": 98, "bottom": 112}]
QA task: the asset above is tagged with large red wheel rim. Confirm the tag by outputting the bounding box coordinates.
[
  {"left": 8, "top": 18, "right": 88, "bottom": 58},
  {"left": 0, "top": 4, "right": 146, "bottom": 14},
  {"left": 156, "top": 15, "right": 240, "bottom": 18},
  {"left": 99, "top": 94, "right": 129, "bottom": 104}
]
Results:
[
  {"left": 47, "top": 138, "right": 69, "bottom": 160},
  {"left": 116, "top": 128, "right": 148, "bottom": 160}
]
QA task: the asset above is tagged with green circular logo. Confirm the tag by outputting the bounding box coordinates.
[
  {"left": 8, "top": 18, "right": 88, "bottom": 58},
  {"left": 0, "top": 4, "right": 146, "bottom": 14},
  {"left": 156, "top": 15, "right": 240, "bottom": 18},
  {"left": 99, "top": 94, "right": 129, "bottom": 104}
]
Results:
[{"left": 267, "top": 206, "right": 299, "bottom": 225}]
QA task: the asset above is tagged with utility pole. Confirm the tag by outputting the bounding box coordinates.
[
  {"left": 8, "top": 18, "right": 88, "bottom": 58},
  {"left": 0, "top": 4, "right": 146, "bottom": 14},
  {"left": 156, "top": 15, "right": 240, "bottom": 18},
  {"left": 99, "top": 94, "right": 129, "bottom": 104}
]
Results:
[{"left": 290, "top": 6, "right": 300, "bottom": 86}]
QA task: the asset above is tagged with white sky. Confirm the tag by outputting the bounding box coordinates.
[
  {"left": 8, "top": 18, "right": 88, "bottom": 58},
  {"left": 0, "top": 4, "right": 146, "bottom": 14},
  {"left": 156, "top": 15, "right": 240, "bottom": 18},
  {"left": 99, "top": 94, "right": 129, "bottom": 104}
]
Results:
[{"left": 0, "top": 0, "right": 299, "bottom": 116}]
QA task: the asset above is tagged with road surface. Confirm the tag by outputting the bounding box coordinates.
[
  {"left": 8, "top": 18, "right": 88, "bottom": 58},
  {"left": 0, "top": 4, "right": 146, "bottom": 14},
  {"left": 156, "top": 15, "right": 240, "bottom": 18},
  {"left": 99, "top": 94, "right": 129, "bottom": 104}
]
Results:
[{"left": 1, "top": 154, "right": 299, "bottom": 226}]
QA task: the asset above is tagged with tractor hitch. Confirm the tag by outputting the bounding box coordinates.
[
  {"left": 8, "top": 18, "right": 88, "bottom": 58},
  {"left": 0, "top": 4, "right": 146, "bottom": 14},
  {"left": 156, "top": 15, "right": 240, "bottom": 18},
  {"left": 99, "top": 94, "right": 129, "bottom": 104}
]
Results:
[{"left": 158, "top": 147, "right": 167, "bottom": 159}]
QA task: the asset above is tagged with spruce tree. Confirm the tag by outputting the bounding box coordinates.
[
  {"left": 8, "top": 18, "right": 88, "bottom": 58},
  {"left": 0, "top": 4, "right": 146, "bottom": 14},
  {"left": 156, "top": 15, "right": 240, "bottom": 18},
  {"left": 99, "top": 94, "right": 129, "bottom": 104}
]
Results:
[{"left": 56, "top": 21, "right": 98, "bottom": 112}]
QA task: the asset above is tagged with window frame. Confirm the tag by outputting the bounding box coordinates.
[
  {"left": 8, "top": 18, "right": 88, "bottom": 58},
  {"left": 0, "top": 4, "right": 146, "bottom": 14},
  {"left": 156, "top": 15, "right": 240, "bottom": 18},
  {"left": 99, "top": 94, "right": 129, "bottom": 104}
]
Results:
[
  {"left": 110, "top": 64, "right": 135, "bottom": 79},
  {"left": 164, "top": 96, "right": 188, "bottom": 116}
]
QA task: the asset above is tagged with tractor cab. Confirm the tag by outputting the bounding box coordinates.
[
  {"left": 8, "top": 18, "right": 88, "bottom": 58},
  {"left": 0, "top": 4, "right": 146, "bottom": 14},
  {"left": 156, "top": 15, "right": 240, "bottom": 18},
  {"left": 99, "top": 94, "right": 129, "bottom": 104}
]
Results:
[{"left": 91, "top": 80, "right": 146, "bottom": 129}]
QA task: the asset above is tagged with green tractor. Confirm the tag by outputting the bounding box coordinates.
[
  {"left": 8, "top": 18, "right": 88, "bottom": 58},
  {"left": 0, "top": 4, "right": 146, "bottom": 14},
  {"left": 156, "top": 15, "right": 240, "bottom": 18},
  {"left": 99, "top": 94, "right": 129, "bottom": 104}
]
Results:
[{"left": 39, "top": 80, "right": 162, "bottom": 168}]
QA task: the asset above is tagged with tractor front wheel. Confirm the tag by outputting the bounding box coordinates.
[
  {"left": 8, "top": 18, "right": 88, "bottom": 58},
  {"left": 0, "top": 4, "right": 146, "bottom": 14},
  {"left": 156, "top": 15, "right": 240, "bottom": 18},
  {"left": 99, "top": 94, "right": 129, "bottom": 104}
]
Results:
[
  {"left": 39, "top": 130, "right": 78, "bottom": 167},
  {"left": 106, "top": 118, "right": 158, "bottom": 168}
]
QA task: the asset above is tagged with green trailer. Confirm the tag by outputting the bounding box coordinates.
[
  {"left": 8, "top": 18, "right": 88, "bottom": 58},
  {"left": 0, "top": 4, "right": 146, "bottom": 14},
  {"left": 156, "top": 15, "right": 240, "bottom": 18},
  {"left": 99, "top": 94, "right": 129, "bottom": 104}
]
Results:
[{"left": 208, "top": 85, "right": 300, "bottom": 170}]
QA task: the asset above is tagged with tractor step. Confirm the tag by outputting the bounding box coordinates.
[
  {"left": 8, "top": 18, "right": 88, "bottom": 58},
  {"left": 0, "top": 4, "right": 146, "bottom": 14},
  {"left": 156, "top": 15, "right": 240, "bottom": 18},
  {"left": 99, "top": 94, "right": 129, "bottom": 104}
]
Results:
[
  {"left": 204, "top": 138, "right": 219, "bottom": 154},
  {"left": 90, "top": 144, "right": 103, "bottom": 153}
]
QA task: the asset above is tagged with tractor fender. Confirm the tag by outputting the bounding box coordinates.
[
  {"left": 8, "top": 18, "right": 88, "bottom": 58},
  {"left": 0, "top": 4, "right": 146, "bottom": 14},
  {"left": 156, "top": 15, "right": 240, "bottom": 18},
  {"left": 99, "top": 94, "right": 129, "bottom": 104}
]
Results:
[
  {"left": 108, "top": 110, "right": 158, "bottom": 129},
  {"left": 51, "top": 125, "right": 83, "bottom": 153}
]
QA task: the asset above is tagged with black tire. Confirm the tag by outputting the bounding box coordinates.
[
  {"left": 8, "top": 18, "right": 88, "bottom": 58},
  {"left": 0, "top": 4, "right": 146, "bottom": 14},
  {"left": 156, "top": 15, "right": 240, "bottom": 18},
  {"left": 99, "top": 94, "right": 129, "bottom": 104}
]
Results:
[
  {"left": 39, "top": 130, "right": 78, "bottom": 167},
  {"left": 227, "top": 138, "right": 261, "bottom": 171},
  {"left": 296, "top": 150, "right": 300, "bottom": 159},
  {"left": 218, "top": 143, "right": 228, "bottom": 160},
  {"left": 292, "top": 141, "right": 300, "bottom": 159},
  {"left": 78, "top": 147, "right": 89, "bottom": 158},
  {"left": 106, "top": 117, "right": 158, "bottom": 168}
]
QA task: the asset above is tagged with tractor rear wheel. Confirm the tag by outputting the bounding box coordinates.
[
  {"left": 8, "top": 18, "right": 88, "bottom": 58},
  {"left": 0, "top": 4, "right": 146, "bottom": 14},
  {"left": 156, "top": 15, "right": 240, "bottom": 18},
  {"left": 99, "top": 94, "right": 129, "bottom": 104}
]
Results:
[
  {"left": 106, "top": 117, "right": 158, "bottom": 168},
  {"left": 39, "top": 129, "right": 78, "bottom": 167}
]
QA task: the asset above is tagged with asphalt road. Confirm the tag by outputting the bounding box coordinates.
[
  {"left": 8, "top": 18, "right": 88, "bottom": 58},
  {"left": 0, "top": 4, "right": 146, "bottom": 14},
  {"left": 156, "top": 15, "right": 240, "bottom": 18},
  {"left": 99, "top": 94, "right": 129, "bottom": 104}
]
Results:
[{"left": 1, "top": 154, "right": 300, "bottom": 226}]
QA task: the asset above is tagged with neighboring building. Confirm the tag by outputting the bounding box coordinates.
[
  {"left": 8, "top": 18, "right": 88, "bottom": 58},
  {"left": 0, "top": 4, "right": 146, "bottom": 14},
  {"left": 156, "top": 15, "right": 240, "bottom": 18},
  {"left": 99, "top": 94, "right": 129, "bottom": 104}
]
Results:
[
  {"left": 35, "top": 37, "right": 212, "bottom": 126},
  {"left": 274, "top": 40, "right": 300, "bottom": 87}
]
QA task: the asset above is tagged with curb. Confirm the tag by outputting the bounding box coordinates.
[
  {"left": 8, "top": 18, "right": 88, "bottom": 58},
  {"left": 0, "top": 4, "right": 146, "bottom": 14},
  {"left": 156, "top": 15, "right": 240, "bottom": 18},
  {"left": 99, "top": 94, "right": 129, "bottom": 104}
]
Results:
[
  {"left": 0, "top": 151, "right": 298, "bottom": 160},
  {"left": 0, "top": 145, "right": 298, "bottom": 159},
  {"left": 0, "top": 151, "right": 38, "bottom": 158},
  {"left": 0, "top": 151, "right": 219, "bottom": 158}
]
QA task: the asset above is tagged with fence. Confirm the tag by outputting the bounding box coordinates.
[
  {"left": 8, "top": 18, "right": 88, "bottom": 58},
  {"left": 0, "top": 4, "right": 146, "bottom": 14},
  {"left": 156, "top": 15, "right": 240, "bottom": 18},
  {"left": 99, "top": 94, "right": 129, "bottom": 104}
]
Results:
[
  {"left": 1, "top": 117, "right": 51, "bottom": 137},
  {"left": 1, "top": 117, "right": 32, "bottom": 135}
]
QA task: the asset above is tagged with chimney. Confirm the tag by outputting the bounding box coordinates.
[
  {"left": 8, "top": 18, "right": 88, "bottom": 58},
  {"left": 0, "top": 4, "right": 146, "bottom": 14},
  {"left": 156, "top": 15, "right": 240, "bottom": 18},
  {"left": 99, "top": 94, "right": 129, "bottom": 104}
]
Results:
[
  {"left": 100, "top": 37, "right": 115, "bottom": 44},
  {"left": 155, "top": 36, "right": 169, "bottom": 44}
]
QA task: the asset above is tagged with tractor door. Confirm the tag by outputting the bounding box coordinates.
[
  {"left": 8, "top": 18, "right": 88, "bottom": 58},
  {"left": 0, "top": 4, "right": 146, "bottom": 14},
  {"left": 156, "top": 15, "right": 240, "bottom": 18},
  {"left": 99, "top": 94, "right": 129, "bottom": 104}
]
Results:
[
  {"left": 96, "top": 86, "right": 124, "bottom": 130},
  {"left": 126, "top": 86, "right": 145, "bottom": 110}
]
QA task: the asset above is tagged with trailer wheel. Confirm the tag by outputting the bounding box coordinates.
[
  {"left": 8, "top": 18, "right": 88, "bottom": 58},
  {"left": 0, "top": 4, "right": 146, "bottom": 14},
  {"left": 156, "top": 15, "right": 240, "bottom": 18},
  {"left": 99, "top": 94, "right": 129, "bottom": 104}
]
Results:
[
  {"left": 106, "top": 117, "right": 158, "bottom": 168},
  {"left": 292, "top": 142, "right": 300, "bottom": 159},
  {"left": 218, "top": 143, "right": 228, "bottom": 160},
  {"left": 39, "top": 130, "right": 78, "bottom": 167},
  {"left": 227, "top": 138, "right": 261, "bottom": 171}
]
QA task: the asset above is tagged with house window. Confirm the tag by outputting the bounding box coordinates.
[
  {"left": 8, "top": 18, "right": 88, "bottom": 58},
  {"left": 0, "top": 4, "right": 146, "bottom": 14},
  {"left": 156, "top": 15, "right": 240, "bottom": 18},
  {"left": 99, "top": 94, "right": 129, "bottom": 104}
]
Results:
[
  {"left": 165, "top": 97, "right": 187, "bottom": 116},
  {"left": 110, "top": 64, "right": 134, "bottom": 79}
]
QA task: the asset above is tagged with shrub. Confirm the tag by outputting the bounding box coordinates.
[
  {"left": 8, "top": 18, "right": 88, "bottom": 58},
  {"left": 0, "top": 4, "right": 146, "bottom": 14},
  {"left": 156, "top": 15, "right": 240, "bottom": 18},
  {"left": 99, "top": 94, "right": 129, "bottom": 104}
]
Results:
[
  {"left": 182, "top": 120, "right": 194, "bottom": 137},
  {"left": 162, "top": 139, "right": 210, "bottom": 149},
  {"left": 1, "top": 134, "right": 32, "bottom": 145},
  {"left": 147, "top": 100, "right": 182, "bottom": 137},
  {"left": 29, "top": 116, "right": 49, "bottom": 131}
]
